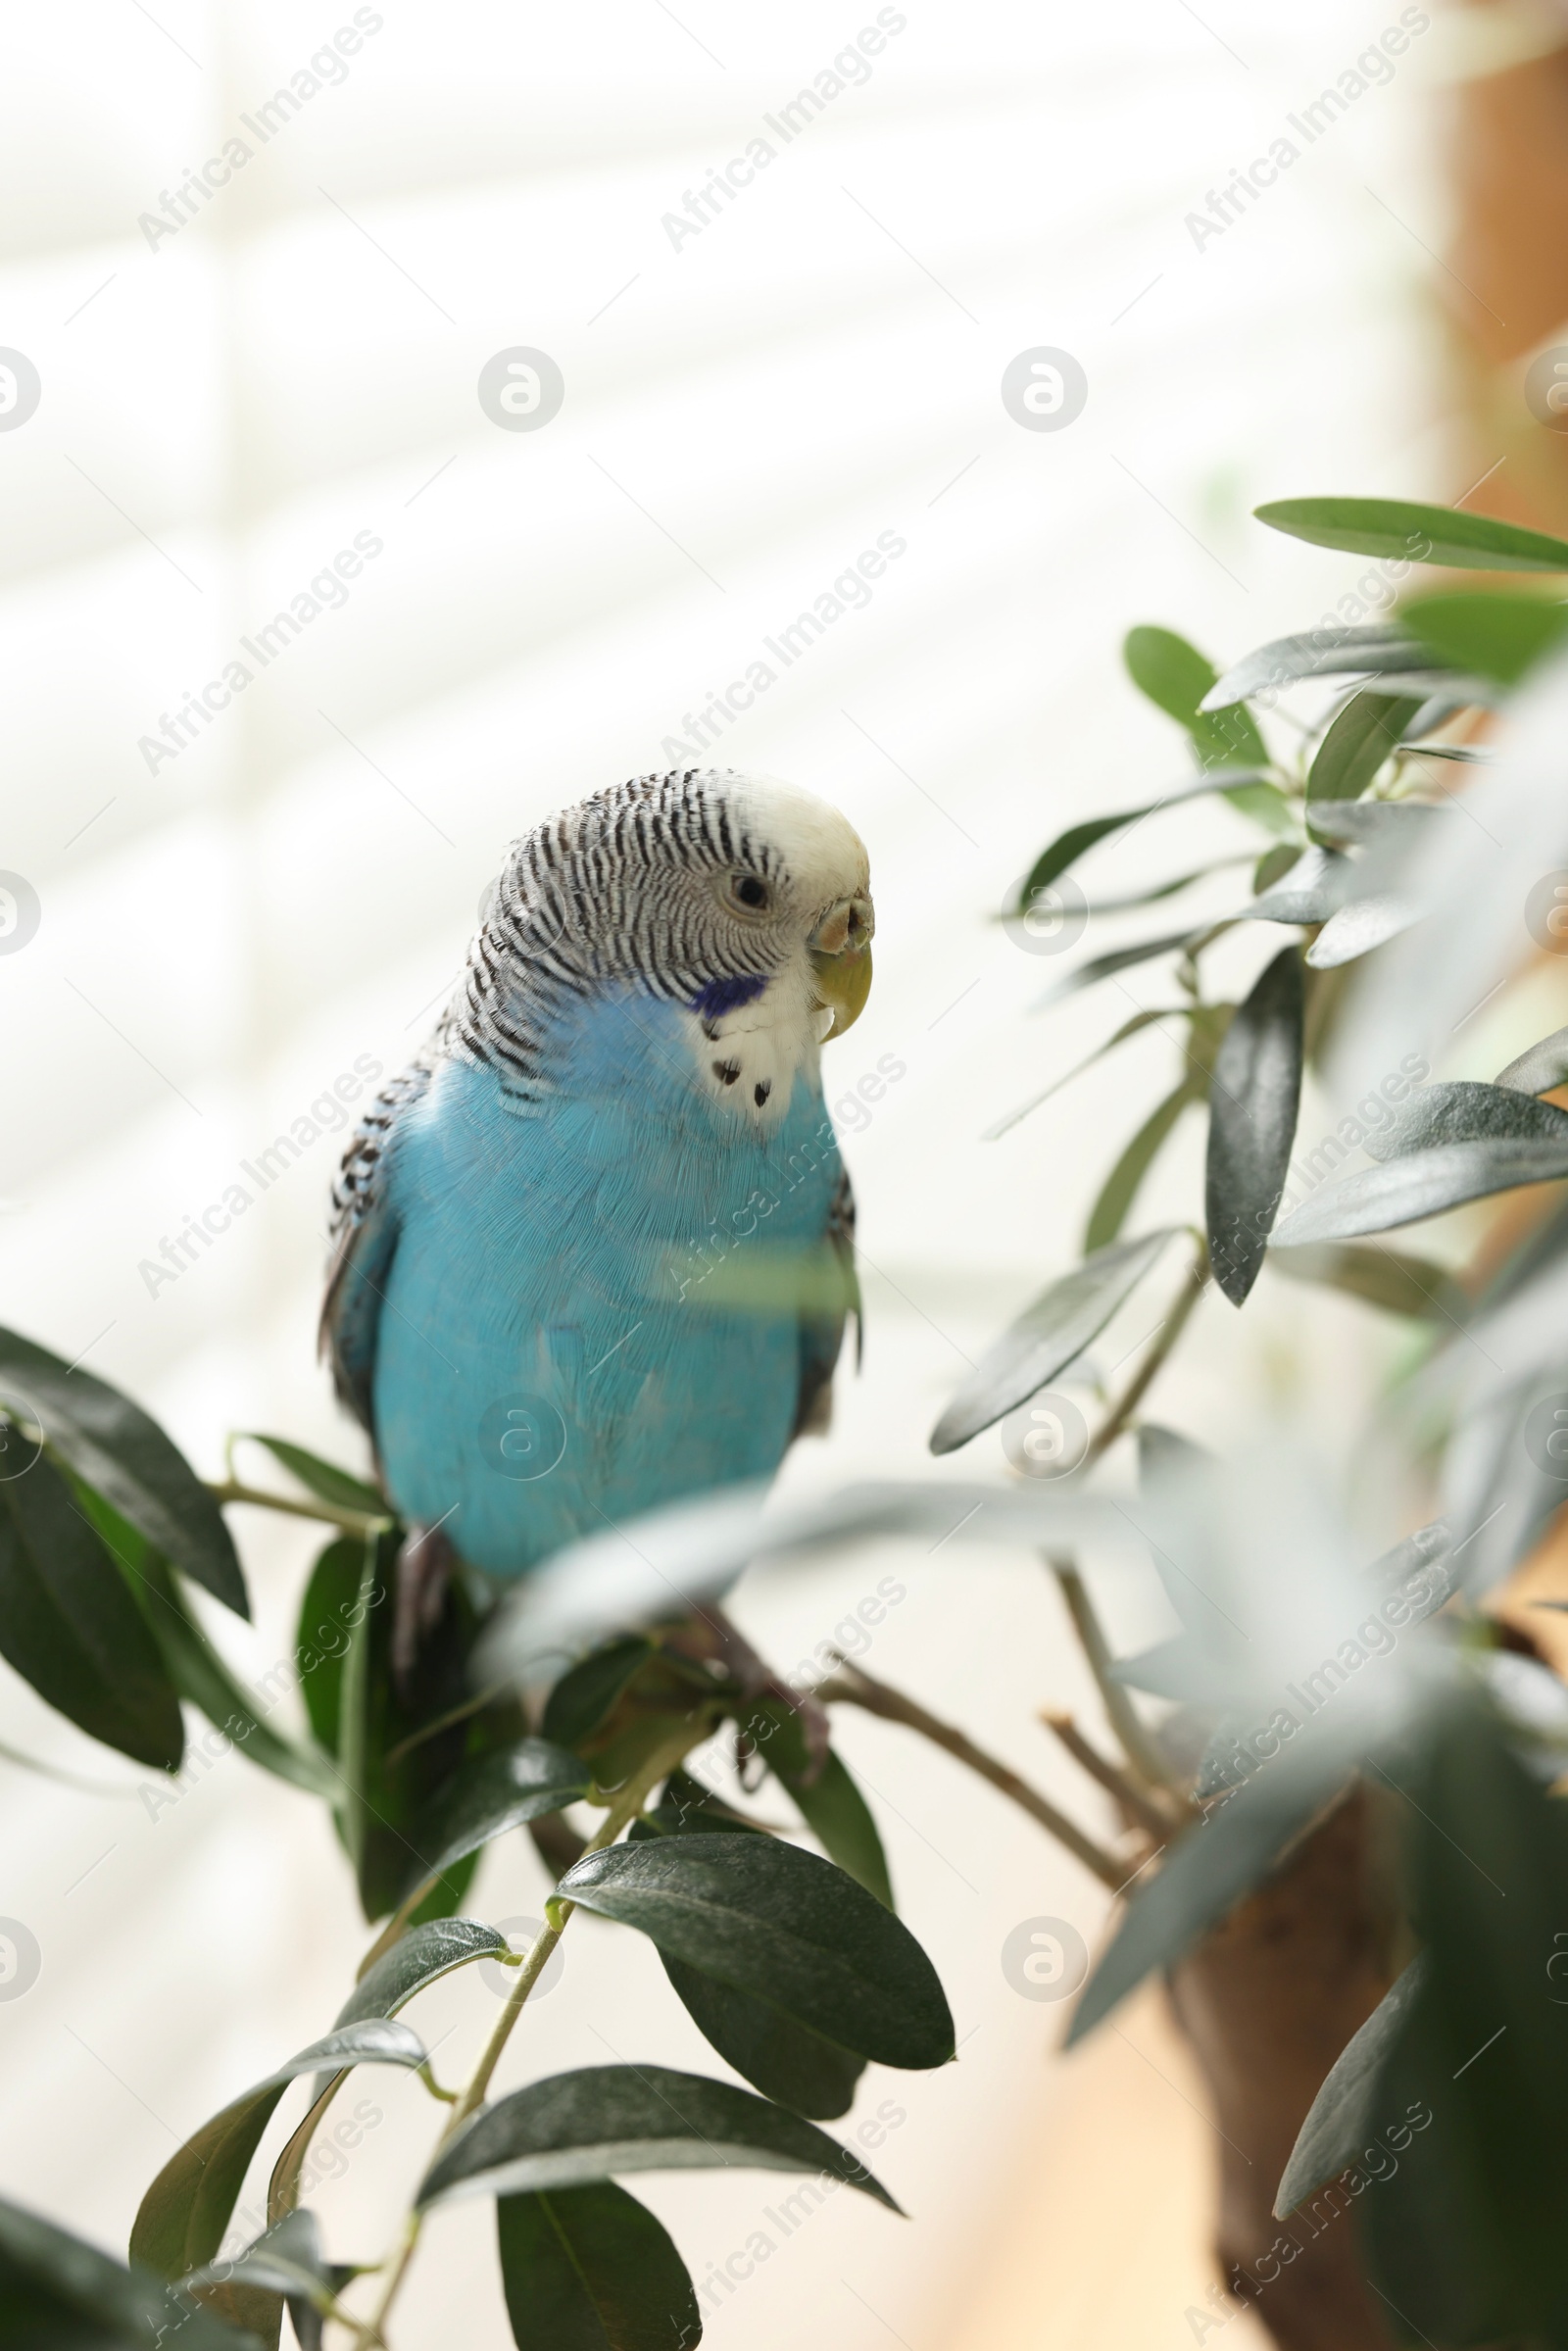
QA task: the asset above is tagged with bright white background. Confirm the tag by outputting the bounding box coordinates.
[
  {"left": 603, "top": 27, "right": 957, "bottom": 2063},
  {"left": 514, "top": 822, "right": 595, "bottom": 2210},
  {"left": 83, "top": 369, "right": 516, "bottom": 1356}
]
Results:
[{"left": 0, "top": 2, "right": 1462, "bottom": 2343}]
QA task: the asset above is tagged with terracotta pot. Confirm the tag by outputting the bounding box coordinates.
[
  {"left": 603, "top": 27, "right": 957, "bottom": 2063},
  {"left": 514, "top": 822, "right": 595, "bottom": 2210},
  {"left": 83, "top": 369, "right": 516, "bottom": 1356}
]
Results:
[{"left": 1165, "top": 1788, "right": 1397, "bottom": 2350}]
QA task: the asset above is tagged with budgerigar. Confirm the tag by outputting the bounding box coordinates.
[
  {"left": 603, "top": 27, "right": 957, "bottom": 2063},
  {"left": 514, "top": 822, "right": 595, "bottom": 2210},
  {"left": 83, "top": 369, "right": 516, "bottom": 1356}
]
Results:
[{"left": 321, "top": 766, "right": 873, "bottom": 1675}]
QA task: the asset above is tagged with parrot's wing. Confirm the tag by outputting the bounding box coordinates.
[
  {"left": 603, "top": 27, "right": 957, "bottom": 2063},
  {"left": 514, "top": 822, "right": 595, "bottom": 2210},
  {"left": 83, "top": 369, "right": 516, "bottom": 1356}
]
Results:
[
  {"left": 792, "top": 1164, "right": 861, "bottom": 1439},
  {"left": 319, "top": 1057, "right": 436, "bottom": 1432}
]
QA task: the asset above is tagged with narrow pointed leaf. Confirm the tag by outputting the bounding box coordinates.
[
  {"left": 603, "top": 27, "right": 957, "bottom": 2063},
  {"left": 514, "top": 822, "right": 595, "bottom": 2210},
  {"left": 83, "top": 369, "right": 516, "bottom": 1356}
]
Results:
[
  {"left": 628, "top": 1766, "right": 766, "bottom": 1843},
  {"left": 542, "top": 1638, "right": 657, "bottom": 1750},
  {"left": 1271, "top": 1138, "right": 1568, "bottom": 1247},
  {"left": 1366, "top": 1078, "right": 1568, "bottom": 1160},
  {"left": 1123, "top": 625, "right": 1269, "bottom": 769},
  {"left": 1363, "top": 1709, "right": 1568, "bottom": 2337},
  {"left": 1494, "top": 1024, "right": 1568, "bottom": 1095},
  {"left": 0, "top": 2194, "right": 260, "bottom": 2350},
  {"left": 1255, "top": 496, "right": 1568, "bottom": 573},
  {"left": 237, "top": 1437, "right": 385, "bottom": 1519},
  {"left": 1248, "top": 846, "right": 1350, "bottom": 925},
  {"left": 1306, "top": 691, "right": 1426, "bottom": 808},
  {"left": 742, "top": 1696, "right": 893, "bottom": 1906},
  {"left": 334, "top": 1917, "right": 509, "bottom": 2038},
  {"left": 1033, "top": 928, "right": 1206, "bottom": 1010},
  {"left": 1275, "top": 1954, "right": 1429, "bottom": 2216},
  {"left": 270, "top": 1920, "right": 506, "bottom": 2223},
  {"left": 0, "top": 1326, "right": 246, "bottom": 1616},
  {"left": 983, "top": 1006, "right": 1179, "bottom": 1140},
  {"left": 419, "top": 2065, "right": 901, "bottom": 2212},
  {"left": 929, "top": 1229, "right": 1178, "bottom": 1453},
  {"left": 182, "top": 2211, "right": 343, "bottom": 2351},
  {"left": 1402, "top": 590, "right": 1568, "bottom": 683},
  {"left": 1268, "top": 1243, "right": 1467, "bottom": 1323},
  {"left": 394, "top": 1739, "right": 593, "bottom": 1909},
  {"left": 1200, "top": 623, "right": 1444, "bottom": 711},
  {"left": 129, "top": 2022, "right": 426, "bottom": 2281},
  {"left": 497, "top": 2181, "right": 701, "bottom": 2351},
  {"left": 1304, "top": 801, "right": 1445, "bottom": 848},
  {"left": 1066, "top": 1739, "right": 1355, "bottom": 2044},
  {"left": 1085, "top": 1086, "right": 1196, "bottom": 1255},
  {"left": 1016, "top": 777, "right": 1266, "bottom": 903},
  {"left": 1206, "top": 946, "right": 1304, "bottom": 1303},
  {"left": 0, "top": 1454, "right": 183, "bottom": 1770},
  {"left": 82, "top": 1517, "right": 333, "bottom": 1797},
  {"left": 1304, "top": 893, "right": 1423, "bottom": 968},
  {"left": 558, "top": 1834, "right": 953, "bottom": 2069}
]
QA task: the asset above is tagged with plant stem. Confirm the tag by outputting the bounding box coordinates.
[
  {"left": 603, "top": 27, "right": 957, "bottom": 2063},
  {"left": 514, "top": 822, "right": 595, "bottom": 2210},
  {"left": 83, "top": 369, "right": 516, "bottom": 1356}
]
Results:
[
  {"left": 205, "top": 1477, "right": 391, "bottom": 1538},
  {"left": 1040, "top": 1709, "right": 1182, "bottom": 1839},
  {"left": 1049, "top": 1556, "right": 1175, "bottom": 1793},
  {"left": 817, "top": 1664, "right": 1126, "bottom": 1890},
  {"left": 1085, "top": 1239, "right": 1210, "bottom": 1468},
  {"left": 350, "top": 1716, "right": 711, "bottom": 2349}
]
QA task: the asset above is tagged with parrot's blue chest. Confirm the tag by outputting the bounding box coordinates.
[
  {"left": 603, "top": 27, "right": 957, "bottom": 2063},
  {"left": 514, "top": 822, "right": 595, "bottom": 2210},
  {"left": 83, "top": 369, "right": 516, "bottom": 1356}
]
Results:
[{"left": 370, "top": 993, "right": 842, "bottom": 1578}]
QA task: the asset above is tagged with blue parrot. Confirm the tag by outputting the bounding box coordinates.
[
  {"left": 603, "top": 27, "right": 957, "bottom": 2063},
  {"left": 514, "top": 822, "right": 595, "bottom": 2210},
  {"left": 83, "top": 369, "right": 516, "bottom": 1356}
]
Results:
[{"left": 320, "top": 766, "right": 873, "bottom": 1680}]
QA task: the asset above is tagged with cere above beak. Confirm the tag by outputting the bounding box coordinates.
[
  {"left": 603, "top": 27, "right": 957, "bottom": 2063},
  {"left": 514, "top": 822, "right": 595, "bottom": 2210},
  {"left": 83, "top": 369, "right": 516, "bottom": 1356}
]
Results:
[{"left": 808, "top": 892, "right": 875, "bottom": 1040}]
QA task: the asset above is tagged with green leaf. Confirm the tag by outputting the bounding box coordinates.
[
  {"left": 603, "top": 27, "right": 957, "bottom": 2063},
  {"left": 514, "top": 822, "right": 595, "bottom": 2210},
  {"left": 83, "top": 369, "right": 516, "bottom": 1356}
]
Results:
[
  {"left": 1123, "top": 625, "right": 1269, "bottom": 770},
  {"left": 1019, "top": 780, "right": 1268, "bottom": 904},
  {"left": 129, "top": 2021, "right": 426, "bottom": 2282},
  {"left": 1252, "top": 844, "right": 1299, "bottom": 895},
  {"left": 628, "top": 1766, "right": 766, "bottom": 1842},
  {"left": 1274, "top": 1954, "right": 1428, "bottom": 2216},
  {"left": 1250, "top": 846, "right": 1348, "bottom": 923},
  {"left": 92, "top": 1524, "right": 335, "bottom": 1798},
  {"left": 1255, "top": 496, "right": 1568, "bottom": 573},
  {"left": 497, "top": 2182, "right": 702, "bottom": 2351},
  {"left": 1268, "top": 1243, "right": 1468, "bottom": 1323},
  {"left": 983, "top": 1007, "right": 1181, "bottom": 1142},
  {"left": 1362, "top": 1708, "right": 1568, "bottom": 2339},
  {"left": 333, "top": 1915, "right": 508, "bottom": 2039},
  {"left": 929, "top": 1228, "right": 1179, "bottom": 1454},
  {"left": 1401, "top": 590, "right": 1568, "bottom": 684},
  {"left": 236, "top": 1437, "right": 385, "bottom": 1519},
  {"left": 661, "top": 1957, "right": 865, "bottom": 2119},
  {"left": 542, "top": 1638, "right": 658, "bottom": 1751},
  {"left": 1066, "top": 1739, "right": 1355, "bottom": 2045},
  {"left": 1205, "top": 946, "right": 1304, "bottom": 1304},
  {"left": 1200, "top": 623, "right": 1446, "bottom": 711},
  {"left": 744, "top": 1701, "right": 894, "bottom": 1908},
  {"left": 1494, "top": 1023, "right": 1568, "bottom": 1095},
  {"left": 624, "top": 1753, "right": 872, "bottom": 2115},
  {"left": 1365, "top": 1078, "right": 1568, "bottom": 1161},
  {"left": 0, "top": 2192, "right": 261, "bottom": 2350},
  {"left": 560, "top": 1835, "right": 952, "bottom": 2069},
  {"left": 1033, "top": 928, "right": 1206, "bottom": 1011},
  {"left": 0, "top": 1453, "right": 183, "bottom": 1769},
  {"left": 418, "top": 2064, "right": 902, "bottom": 2212},
  {"left": 1305, "top": 691, "right": 1427, "bottom": 811},
  {"left": 303, "top": 1530, "right": 507, "bottom": 1921},
  {"left": 1271, "top": 1138, "right": 1568, "bottom": 1248},
  {"left": 0, "top": 1325, "right": 247, "bottom": 1616},
  {"left": 1304, "top": 893, "right": 1423, "bottom": 969},
  {"left": 395, "top": 1739, "right": 593, "bottom": 1909},
  {"left": 269, "top": 1919, "right": 506, "bottom": 2223},
  {"left": 1305, "top": 801, "right": 1445, "bottom": 849},
  {"left": 1084, "top": 1087, "right": 1196, "bottom": 1254},
  {"left": 182, "top": 2212, "right": 347, "bottom": 2351}
]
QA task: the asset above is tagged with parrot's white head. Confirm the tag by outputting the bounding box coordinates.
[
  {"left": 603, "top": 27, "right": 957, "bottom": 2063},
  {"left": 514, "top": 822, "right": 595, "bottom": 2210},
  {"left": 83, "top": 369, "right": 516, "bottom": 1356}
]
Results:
[{"left": 468, "top": 767, "right": 874, "bottom": 1124}]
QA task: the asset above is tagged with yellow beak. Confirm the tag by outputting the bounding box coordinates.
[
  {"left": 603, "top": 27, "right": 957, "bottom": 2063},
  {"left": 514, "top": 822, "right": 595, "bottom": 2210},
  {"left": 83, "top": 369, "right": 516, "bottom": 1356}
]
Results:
[{"left": 809, "top": 894, "right": 874, "bottom": 1041}]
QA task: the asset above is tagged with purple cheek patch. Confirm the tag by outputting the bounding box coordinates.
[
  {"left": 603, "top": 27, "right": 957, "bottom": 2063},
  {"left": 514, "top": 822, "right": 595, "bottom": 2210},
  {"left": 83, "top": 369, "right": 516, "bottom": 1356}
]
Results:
[{"left": 691, "top": 973, "right": 768, "bottom": 1021}]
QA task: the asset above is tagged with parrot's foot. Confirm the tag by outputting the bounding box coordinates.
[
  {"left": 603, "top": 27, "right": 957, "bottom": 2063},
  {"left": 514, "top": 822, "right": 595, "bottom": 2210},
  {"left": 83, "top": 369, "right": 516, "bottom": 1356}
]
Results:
[
  {"left": 666, "top": 1606, "right": 830, "bottom": 1784},
  {"left": 392, "top": 1521, "right": 456, "bottom": 1691}
]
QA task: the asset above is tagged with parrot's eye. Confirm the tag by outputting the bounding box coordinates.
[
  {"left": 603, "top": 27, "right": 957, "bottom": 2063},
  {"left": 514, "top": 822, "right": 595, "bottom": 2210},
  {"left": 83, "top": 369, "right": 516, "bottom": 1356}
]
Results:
[{"left": 729, "top": 873, "right": 770, "bottom": 913}]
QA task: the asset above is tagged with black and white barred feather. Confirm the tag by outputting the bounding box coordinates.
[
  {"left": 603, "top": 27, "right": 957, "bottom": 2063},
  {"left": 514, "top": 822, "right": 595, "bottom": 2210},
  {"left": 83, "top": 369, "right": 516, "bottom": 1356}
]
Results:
[{"left": 330, "top": 768, "right": 808, "bottom": 1249}]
